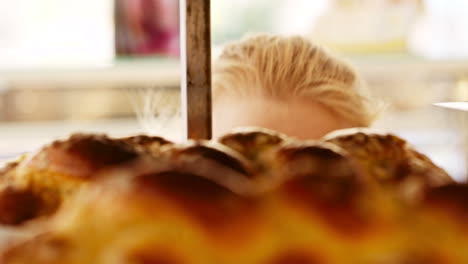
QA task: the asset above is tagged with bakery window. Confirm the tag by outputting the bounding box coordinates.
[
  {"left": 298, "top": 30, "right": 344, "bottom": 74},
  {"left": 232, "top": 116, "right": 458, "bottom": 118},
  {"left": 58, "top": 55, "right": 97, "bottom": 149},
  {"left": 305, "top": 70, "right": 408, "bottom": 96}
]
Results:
[{"left": 1, "top": 0, "right": 468, "bottom": 181}]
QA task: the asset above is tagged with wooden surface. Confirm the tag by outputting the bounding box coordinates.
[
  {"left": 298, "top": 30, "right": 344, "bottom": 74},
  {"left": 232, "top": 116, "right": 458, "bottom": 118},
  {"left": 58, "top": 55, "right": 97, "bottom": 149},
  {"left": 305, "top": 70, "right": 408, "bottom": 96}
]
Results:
[{"left": 180, "top": 0, "right": 212, "bottom": 140}]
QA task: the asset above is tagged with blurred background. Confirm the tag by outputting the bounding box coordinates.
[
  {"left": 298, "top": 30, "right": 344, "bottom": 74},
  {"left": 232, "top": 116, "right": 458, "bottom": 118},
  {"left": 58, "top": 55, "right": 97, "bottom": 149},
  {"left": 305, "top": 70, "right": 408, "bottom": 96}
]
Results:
[{"left": 0, "top": 0, "right": 468, "bottom": 181}]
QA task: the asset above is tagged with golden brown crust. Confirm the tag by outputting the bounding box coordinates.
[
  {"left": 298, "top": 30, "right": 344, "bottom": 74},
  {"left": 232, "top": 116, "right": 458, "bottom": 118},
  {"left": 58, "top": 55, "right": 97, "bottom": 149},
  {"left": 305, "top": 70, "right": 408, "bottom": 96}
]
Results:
[
  {"left": 422, "top": 184, "right": 468, "bottom": 228},
  {"left": 0, "top": 134, "right": 158, "bottom": 226},
  {"left": 265, "top": 250, "right": 325, "bottom": 264},
  {"left": 218, "top": 128, "right": 286, "bottom": 185},
  {"left": 1, "top": 234, "right": 71, "bottom": 264},
  {"left": 169, "top": 142, "right": 253, "bottom": 177},
  {"left": 119, "top": 134, "right": 173, "bottom": 155},
  {"left": 133, "top": 171, "right": 262, "bottom": 240},
  {"left": 25, "top": 133, "right": 139, "bottom": 179},
  {"left": 273, "top": 142, "right": 359, "bottom": 180},
  {"left": 124, "top": 246, "right": 188, "bottom": 264},
  {"left": 0, "top": 187, "right": 43, "bottom": 225},
  {"left": 218, "top": 128, "right": 286, "bottom": 159},
  {"left": 0, "top": 155, "right": 27, "bottom": 186},
  {"left": 0, "top": 134, "right": 143, "bottom": 224},
  {"left": 0, "top": 128, "right": 464, "bottom": 264},
  {"left": 0, "top": 160, "right": 20, "bottom": 179},
  {"left": 324, "top": 129, "right": 454, "bottom": 202},
  {"left": 272, "top": 143, "right": 378, "bottom": 238}
]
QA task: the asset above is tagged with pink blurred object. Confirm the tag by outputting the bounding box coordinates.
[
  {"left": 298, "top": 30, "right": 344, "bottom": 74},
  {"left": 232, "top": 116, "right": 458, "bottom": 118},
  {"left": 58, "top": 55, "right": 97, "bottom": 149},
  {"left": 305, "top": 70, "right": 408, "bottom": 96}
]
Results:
[{"left": 115, "top": 0, "right": 179, "bottom": 57}]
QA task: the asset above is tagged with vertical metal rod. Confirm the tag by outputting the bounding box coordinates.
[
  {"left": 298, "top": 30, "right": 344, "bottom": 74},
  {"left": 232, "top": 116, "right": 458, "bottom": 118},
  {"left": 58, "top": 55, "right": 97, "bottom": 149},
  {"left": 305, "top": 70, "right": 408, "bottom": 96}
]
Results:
[{"left": 180, "top": 0, "right": 212, "bottom": 140}]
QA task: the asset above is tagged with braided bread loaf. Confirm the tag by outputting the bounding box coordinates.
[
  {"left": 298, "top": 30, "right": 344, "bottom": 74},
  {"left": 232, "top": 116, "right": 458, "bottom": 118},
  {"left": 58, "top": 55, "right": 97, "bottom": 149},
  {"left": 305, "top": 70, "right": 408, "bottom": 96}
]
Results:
[
  {"left": 0, "top": 128, "right": 464, "bottom": 264},
  {"left": 0, "top": 134, "right": 171, "bottom": 225}
]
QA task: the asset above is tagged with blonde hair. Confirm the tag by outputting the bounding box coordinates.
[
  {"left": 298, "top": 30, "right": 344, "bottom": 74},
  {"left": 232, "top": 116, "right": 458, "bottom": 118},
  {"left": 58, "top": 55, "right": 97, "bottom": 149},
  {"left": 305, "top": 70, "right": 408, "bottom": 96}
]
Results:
[{"left": 213, "top": 34, "right": 378, "bottom": 127}]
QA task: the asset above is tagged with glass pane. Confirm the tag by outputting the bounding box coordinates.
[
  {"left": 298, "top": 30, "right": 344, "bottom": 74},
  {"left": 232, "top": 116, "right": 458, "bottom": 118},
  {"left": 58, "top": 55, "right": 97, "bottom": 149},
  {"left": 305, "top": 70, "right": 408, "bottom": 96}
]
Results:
[
  {"left": 210, "top": 0, "right": 468, "bottom": 180},
  {"left": 0, "top": 0, "right": 182, "bottom": 163}
]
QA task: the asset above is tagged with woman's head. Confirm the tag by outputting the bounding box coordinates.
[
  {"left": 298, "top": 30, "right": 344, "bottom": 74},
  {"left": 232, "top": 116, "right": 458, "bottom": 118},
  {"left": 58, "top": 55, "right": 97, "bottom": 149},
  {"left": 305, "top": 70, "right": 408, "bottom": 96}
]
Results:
[{"left": 212, "top": 34, "right": 378, "bottom": 139}]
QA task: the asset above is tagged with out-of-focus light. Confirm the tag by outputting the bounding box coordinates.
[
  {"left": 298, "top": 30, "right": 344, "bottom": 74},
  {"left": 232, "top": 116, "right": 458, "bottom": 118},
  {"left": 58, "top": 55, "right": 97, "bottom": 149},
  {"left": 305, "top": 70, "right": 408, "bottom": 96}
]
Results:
[{"left": 433, "top": 102, "right": 468, "bottom": 112}]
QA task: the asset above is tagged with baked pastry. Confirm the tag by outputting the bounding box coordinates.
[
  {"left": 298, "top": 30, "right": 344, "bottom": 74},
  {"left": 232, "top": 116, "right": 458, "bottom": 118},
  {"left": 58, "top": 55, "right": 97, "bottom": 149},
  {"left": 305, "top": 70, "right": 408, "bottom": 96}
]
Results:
[
  {"left": 0, "top": 134, "right": 172, "bottom": 225},
  {"left": 324, "top": 128, "right": 453, "bottom": 201},
  {"left": 0, "top": 128, "right": 464, "bottom": 264}
]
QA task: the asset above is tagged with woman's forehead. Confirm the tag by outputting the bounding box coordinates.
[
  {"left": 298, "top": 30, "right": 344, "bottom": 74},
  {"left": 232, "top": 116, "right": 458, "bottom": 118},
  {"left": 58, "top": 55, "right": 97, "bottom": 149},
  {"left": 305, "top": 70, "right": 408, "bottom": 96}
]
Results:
[{"left": 213, "top": 98, "right": 353, "bottom": 140}]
